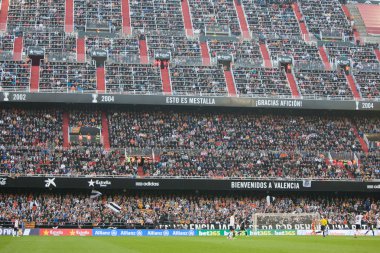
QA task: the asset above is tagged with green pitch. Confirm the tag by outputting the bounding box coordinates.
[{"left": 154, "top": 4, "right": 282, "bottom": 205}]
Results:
[{"left": 0, "top": 236, "right": 379, "bottom": 253}]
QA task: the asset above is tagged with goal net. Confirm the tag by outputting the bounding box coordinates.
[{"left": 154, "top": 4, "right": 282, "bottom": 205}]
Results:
[{"left": 252, "top": 213, "right": 320, "bottom": 233}]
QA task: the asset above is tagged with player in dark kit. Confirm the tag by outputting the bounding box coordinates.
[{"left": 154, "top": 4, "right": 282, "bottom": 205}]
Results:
[
  {"left": 364, "top": 211, "right": 375, "bottom": 236},
  {"left": 238, "top": 219, "right": 248, "bottom": 236}
]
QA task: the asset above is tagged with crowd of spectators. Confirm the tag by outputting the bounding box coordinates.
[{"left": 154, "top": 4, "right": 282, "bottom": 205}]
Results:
[
  {"left": 86, "top": 35, "right": 139, "bottom": 58},
  {"left": 233, "top": 66, "right": 291, "bottom": 97},
  {"left": 70, "top": 109, "right": 101, "bottom": 129},
  {"left": 0, "top": 192, "right": 378, "bottom": 228},
  {"left": 353, "top": 70, "right": 380, "bottom": 100},
  {"left": 0, "top": 107, "right": 376, "bottom": 179},
  {"left": 267, "top": 38, "right": 322, "bottom": 64},
  {"left": 74, "top": 0, "right": 122, "bottom": 32},
  {"left": 130, "top": 0, "right": 184, "bottom": 32},
  {"left": 188, "top": 0, "right": 241, "bottom": 36},
  {"left": 0, "top": 34, "right": 15, "bottom": 53},
  {"left": 144, "top": 150, "right": 353, "bottom": 179},
  {"left": 146, "top": 31, "right": 201, "bottom": 58},
  {"left": 325, "top": 43, "right": 379, "bottom": 65},
  {"left": 105, "top": 63, "right": 162, "bottom": 94},
  {"left": 298, "top": 0, "right": 353, "bottom": 40},
  {"left": 207, "top": 39, "right": 263, "bottom": 65},
  {"left": 23, "top": 30, "right": 76, "bottom": 55},
  {"left": 39, "top": 61, "right": 97, "bottom": 92},
  {"left": 107, "top": 109, "right": 362, "bottom": 153},
  {"left": 357, "top": 153, "right": 380, "bottom": 180},
  {"left": 0, "top": 108, "right": 63, "bottom": 147},
  {"left": 355, "top": 117, "right": 380, "bottom": 153},
  {"left": 170, "top": 65, "right": 227, "bottom": 96},
  {"left": 7, "top": 0, "right": 65, "bottom": 30},
  {"left": 0, "top": 147, "right": 129, "bottom": 176},
  {"left": 294, "top": 68, "right": 353, "bottom": 99},
  {"left": 0, "top": 61, "right": 31, "bottom": 91},
  {"left": 242, "top": 0, "right": 301, "bottom": 38}
]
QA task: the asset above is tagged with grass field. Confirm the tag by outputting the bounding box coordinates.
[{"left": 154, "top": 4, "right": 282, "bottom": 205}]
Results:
[{"left": 0, "top": 236, "right": 379, "bottom": 253}]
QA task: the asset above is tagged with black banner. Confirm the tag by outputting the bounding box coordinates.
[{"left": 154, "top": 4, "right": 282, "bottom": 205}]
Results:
[
  {"left": 1, "top": 92, "right": 380, "bottom": 111},
  {"left": 0, "top": 177, "right": 379, "bottom": 192}
]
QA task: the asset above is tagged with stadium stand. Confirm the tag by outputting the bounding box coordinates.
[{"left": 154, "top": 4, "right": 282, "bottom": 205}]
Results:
[
  {"left": 233, "top": 66, "right": 291, "bottom": 97},
  {"left": 325, "top": 42, "right": 379, "bottom": 65},
  {"left": 1, "top": 0, "right": 380, "bottom": 236},
  {"left": 85, "top": 35, "right": 139, "bottom": 58},
  {"left": 353, "top": 69, "right": 380, "bottom": 99},
  {"left": 107, "top": 109, "right": 362, "bottom": 153},
  {"left": 0, "top": 60, "right": 31, "bottom": 91},
  {"left": 188, "top": 0, "right": 241, "bottom": 36},
  {"left": 105, "top": 63, "right": 162, "bottom": 93},
  {"left": 0, "top": 193, "right": 378, "bottom": 228},
  {"left": 146, "top": 31, "right": 200, "bottom": 58},
  {"left": 170, "top": 64, "right": 227, "bottom": 96},
  {"left": 266, "top": 38, "right": 322, "bottom": 64},
  {"left": 298, "top": 0, "right": 353, "bottom": 40},
  {"left": 241, "top": 0, "right": 301, "bottom": 38},
  {"left": 0, "top": 34, "right": 14, "bottom": 53},
  {"left": 0, "top": 107, "right": 63, "bottom": 147},
  {"left": 294, "top": 68, "right": 354, "bottom": 99},
  {"left": 130, "top": 0, "right": 184, "bottom": 32},
  {"left": 74, "top": 0, "right": 122, "bottom": 32},
  {"left": 207, "top": 39, "right": 262, "bottom": 65},
  {"left": 39, "top": 61, "right": 97, "bottom": 92},
  {"left": 22, "top": 30, "right": 76, "bottom": 55},
  {"left": 7, "top": 0, "right": 65, "bottom": 30}
]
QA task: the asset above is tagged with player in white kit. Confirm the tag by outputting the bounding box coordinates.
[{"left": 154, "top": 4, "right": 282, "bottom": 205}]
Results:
[
  {"left": 13, "top": 218, "right": 19, "bottom": 237},
  {"left": 354, "top": 213, "right": 363, "bottom": 238},
  {"left": 228, "top": 213, "right": 235, "bottom": 240}
]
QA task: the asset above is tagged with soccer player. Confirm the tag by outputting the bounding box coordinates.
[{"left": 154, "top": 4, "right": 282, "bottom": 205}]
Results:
[
  {"left": 238, "top": 219, "right": 248, "bottom": 236},
  {"left": 354, "top": 212, "right": 364, "bottom": 238},
  {"left": 364, "top": 211, "right": 375, "bottom": 236},
  {"left": 228, "top": 213, "right": 235, "bottom": 240},
  {"left": 13, "top": 218, "right": 19, "bottom": 237},
  {"left": 319, "top": 216, "right": 328, "bottom": 237}
]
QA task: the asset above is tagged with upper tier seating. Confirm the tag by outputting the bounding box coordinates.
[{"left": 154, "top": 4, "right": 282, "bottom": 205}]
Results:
[
  {"left": 105, "top": 63, "right": 162, "bottom": 93},
  {"left": 170, "top": 64, "right": 227, "bottom": 96},
  {"left": 130, "top": 0, "right": 184, "bottom": 32}
]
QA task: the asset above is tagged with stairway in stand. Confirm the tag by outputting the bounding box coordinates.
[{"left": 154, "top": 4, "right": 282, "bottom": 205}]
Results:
[
  {"left": 292, "top": 3, "right": 310, "bottom": 41},
  {"left": 234, "top": 0, "right": 250, "bottom": 39},
  {"left": 137, "top": 166, "right": 144, "bottom": 177},
  {"left": 13, "top": 36, "right": 23, "bottom": 61},
  {"left": 76, "top": 37, "right": 86, "bottom": 63},
  {"left": 224, "top": 67, "right": 237, "bottom": 96},
  {"left": 341, "top": 5, "right": 361, "bottom": 43},
  {"left": 30, "top": 59, "right": 40, "bottom": 92},
  {"left": 139, "top": 38, "right": 148, "bottom": 64},
  {"left": 200, "top": 42, "right": 210, "bottom": 65},
  {"left": 65, "top": 0, "right": 74, "bottom": 33},
  {"left": 345, "top": 74, "right": 361, "bottom": 100},
  {"left": 62, "top": 112, "right": 70, "bottom": 148},
  {"left": 181, "top": 0, "right": 194, "bottom": 37},
  {"left": 121, "top": 0, "right": 132, "bottom": 35},
  {"left": 285, "top": 72, "right": 300, "bottom": 98},
  {"left": 318, "top": 46, "right": 331, "bottom": 70},
  {"left": 352, "top": 126, "right": 369, "bottom": 153},
  {"left": 0, "top": 0, "right": 9, "bottom": 31},
  {"left": 101, "top": 112, "right": 110, "bottom": 150},
  {"left": 160, "top": 65, "right": 172, "bottom": 94},
  {"left": 259, "top": 43, "right": 272, "bottom": 68},
  {"left": 374, "top": 48, "right": 380, "bottom": 63},
  {"left": 96, "top": 66, "right": 105, "bottom": 92}
]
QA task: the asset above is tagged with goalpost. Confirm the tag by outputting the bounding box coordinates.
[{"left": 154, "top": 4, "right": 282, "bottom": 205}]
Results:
[{"left": 252, "top": 213, "right": 320, "bottom": 235}]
